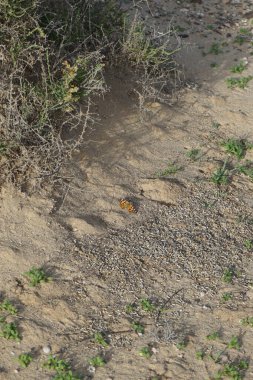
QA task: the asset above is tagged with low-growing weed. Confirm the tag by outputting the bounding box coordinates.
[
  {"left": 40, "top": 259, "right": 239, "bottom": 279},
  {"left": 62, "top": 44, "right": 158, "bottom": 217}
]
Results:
[
  {"left": 209, "top": 42, "right": 223, "bottom": 55},
  {"left": 239, "top": 28, "right": 251, "bottom": 34},
  {"left": 131, "top": 321, "right": 145, "bottom": 334},
  {"left": 43, "top": 355, "right": 70, "bottom": 372},
  {"left": 139, "top": 346, "right": 152, "bottom": 358},
  {"left": 234, "top": 35, "right": 247, "bottom": 45},
  {"left": 0, "top": 299, "right": 17, "bottom": 315},
  {"left": 226, "top": 76, "right": 253, "bottom": 89},
  {"left": 18, "top": 353, "right": 32, "bottom": 368},
  {"left": 0, "top": 321, "right": 21, "bottom": 341},
  {"left": 221, "top": 139, "right": 251, "bottom": 160},
  {"left": 221, "top": 292, "right": 233, "bottom": 302},
  {"left": 196, "top": 350, "right": 205, "bottom": 360},
  {"left": 227, "top": 336, "right": 241, "bottom": 350},
  {"left": 89, "top": 356, "right": 105, "bottom": 367},
  {"left": 186, "top": 148, "right": 201, "bottom": 161},
  {"left": 94, "top": 332, "right": 108, "bottom": 347},
  {"left": 24, "top": 267, "right": 49, "bottom": 286},
  {"left": 234, "top": 29, "right": 252, "bottom": 45},
  {"left": 140, "top": 298, "right": 155, "bottom": 312},
  {"left": 215, "top": 360, "right": 249, "bottom": 380},
  {"left": 244, "top": 239, "right": 253, "bottom": 249},
  {"left": 125, "top": 303, "right": 136, "bottom": 314},
  {"left": 230, "top": 62, "right": 247, "bottom": 74},
  {"left": 211, "top": 162, "right": 229, "bottom": 186},
  {"left": 241, "top": 316, "right": 253, "bottom": 327},
  {"left": 156, "top": 162, "right": 183, "bottom": 177},
  {"left": 206, "top": 331, "right": 220, "bottom": 341},
  {"left": 237, "top": 162, "right": 253, "bottom": 180},
  {"left": 176, "top": 339, "right": 188, "bottom": 350},
  {"left": 53, "top": 371, "right": 81, "bottom": 380},
  {"left": 43, "top": 356, "right": 80, "bottom": 379},
  {"left": 223, "top": 268, "right": 236, "bottom": 283}
]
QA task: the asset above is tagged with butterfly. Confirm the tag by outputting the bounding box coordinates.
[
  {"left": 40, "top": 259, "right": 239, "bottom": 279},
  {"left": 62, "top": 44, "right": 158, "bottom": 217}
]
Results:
[{"left": 119, "top": 198, "right": 137, "bottom": 213}]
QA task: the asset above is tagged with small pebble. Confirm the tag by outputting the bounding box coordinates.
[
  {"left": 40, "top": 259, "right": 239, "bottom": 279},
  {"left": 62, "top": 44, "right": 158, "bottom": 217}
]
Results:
[
  {"left": 42, "top": 345, "right": 51, "bottom": 354},
  {"left": 88, "top": 365, "right": 96, "bottom": 373}
]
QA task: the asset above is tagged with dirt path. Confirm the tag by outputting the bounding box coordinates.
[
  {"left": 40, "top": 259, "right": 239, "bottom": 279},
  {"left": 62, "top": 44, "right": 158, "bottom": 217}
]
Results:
[{"left": 1, "top": 1, "right": 253, "bottom": 379}]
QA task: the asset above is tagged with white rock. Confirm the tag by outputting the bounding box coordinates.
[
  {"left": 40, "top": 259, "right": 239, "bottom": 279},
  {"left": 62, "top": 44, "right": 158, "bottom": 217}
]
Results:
[
  {"left": 88, "top": 365, "right": 96, "bottom": 373},
  {"left": 42, "top": 345, "right": 51, "bottom": 354}
]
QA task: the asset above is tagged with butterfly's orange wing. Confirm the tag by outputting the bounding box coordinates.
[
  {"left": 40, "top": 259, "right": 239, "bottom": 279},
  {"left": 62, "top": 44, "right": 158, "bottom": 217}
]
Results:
[{"left": 119, "top": 199, "right": 129, "bottom": 209}]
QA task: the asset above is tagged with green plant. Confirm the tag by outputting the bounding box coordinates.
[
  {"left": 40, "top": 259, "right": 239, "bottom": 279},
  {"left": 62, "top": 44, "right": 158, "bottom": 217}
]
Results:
[
  {"left": 196, "top": 350, "right": 205, "bottom": 360},
  {"left": 18, "top": 353, "right": 32, "bottom": 368},
  {"left": 208, "top": 42, "right": 223, "bottom": 55},
  {"left": 0, "top": 142, "right": 9, "bottom": 155},
  {"left": 221, "top": 292, "right": 233, "bottom": 302},
  {"left": 23, "top": 267, "right": 49, "bottom": 286},
  {"left": 140, "top": 298, "right": 155, "bottom": 312},
  {"left": 94, "top": 332, "right": 108, "bottom": 347},
  {"left": 234, "top": 36, "right": 247, "bottom": 45},
  {"left": 0, "top": 299, "right": 17, "bottom": 315},
  {"left": 215, "top": 361, "right": 249, "bottom": 380},
  {"left": 139, "top": 346, "right": 152, "bottom": 358},
  {"left": 237, "top": 162, "right": 253, "bottom": 180},
  {"left": 234, "top": 29, "right": 252, "bottom": 45},
  {"left": 52, "top": 371, "right": 81, "bottom": 380},
  {"left": 227, "top": 336, "right": 241, "bottom": 350},
  {"left": 156, "top": 162, "right": 183, "bottom": 177},
  {"left": 206, "top": 331, "right": 220, "bottom": 340},
  {"left": 211, "top": 162, "right": 229, "bottom": 186},
  {"left": 241, "top": 316, "right": 253, "bottom": 327},
  {"left": 131, "top": 321, "right": 145, "bottom": 334},
  {"left": 237, "top": 359, "right": 249, "bottom": 370},
  {"left": 226, "top": 76, "right": 253, "bottom": 89},
  {"left": 0, "top": 321, "right": 21, "bottom": 341},
  {"left": 43, "top": 355, "right": 80, "bottom": 379},
  {"left": 43, "top": 355, "right": 70, "bottom": 372},
  {"left": 176, "top": 340, "right": 188, "bottom": 350},
  {"left": 244, "top": 239, "right": 253, "bottom": 249},
  {"left": 89, "top": 356, "right": 105, "bottom": 367},
  {"left": 239, "top": 28, "right": 251, "bottom": 34},
  {"left": 230, "top": 62, "right": 247, "bottom": 74},
  {"left": 221, "top": 139, "right": 250, "bottom": 160},
  {"left": 223, "top": 268, "right": 236, "bottom": 283},
  {"left": 126, "top": 303, "right": 136, "bottom": 314},
  {"left": 186, "top": 148, "right": 201, "bottom": 161}
]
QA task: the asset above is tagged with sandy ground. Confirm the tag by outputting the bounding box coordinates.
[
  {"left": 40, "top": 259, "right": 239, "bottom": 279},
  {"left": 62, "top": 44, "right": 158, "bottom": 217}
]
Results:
[{"left": 1, "top": 0, "right": 253, "bottom": 379}]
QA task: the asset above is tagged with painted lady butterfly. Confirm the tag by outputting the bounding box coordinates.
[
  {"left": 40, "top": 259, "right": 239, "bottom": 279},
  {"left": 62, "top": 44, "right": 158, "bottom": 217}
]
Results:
[{"left": 119, "top": 198, "right": 137, "bottom": 213}]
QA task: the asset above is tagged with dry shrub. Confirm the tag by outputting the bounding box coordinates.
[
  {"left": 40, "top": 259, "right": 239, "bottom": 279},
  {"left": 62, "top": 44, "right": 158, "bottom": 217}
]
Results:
[{"left": 0, "top": 0, "right": 180, "bottom": 189}]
